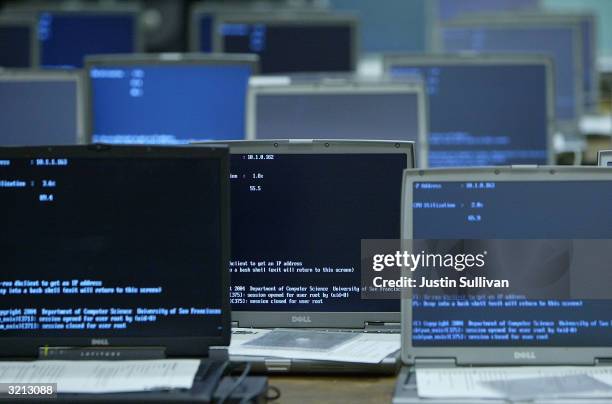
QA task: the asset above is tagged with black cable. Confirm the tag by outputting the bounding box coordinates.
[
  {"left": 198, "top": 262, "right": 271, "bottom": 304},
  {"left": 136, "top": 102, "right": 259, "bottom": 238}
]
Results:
[{"left": 217, "top": 362, "right": 252, "bottom": 404}]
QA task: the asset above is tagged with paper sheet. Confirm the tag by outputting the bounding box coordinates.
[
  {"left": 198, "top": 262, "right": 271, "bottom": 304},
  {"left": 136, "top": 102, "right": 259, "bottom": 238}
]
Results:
[
  {"left": 0, "top": 359, "right": 201, "bottom": 394},
  {"left": 417, "top": 366, "right": 612, "bottom": 400},
  {"left": 230, "top": 328, "right": 400, "bottom": 364}
]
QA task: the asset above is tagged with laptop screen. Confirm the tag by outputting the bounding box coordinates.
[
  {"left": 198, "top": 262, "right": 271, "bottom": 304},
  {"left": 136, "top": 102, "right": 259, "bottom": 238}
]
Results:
[
  {"left": 389, "top": 62, "right": 549, "bottom": 167},
  {"left": 230, "top": 152, "right": 405, "bottom": 313},
  {"left": 0, "top": 22, "right": 33, "bottom": 67},
  {"left": 219, "top": 19, "right": 354, "bottom": 73},
  {"left": 0, "top": 75, "right": 79, "bottom": 145},
  {"left": 253, "top": 91, "right": 422, "bottom": 142},
  {"left": 412, "top": 179, "right": 612, "bottom": 346},
  {"left": 0, "top": 149, "right": 226, "bottom": 342},
  {"left": 89, "top": 62, "right": 254, "bottom": 144},
  {"left": 441, "top": 24, "right": 579, "bottom": 122},
  {"left": 38, "top": 11, "right": 137, "bottom": 68}
]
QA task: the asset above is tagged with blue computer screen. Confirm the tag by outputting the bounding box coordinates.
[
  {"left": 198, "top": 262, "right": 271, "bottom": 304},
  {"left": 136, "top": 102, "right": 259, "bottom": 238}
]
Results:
[
  {"left": 436, "top": 0, "right": 539, "bottom": 21},
  {"left": 39, "top": 12, "right": 136, "bottom": 68},
  {"left": 220, "top": 22, "right": 353, "bottom": 73},
  {"left": 442, "top": 25, "right": 579, "bottom": 121},
  {"left": 0, "top": 79, "right": 78, "bottom": 145},
  {"left": 230, "top": 153, "right": 406, "bottom": 312},
  {"left": 254, "top": 92, "right": 421, "bottom": 143},
  {"left": 89, "top": 64, "right": 254, "bottom": 144},
  {"left": 412, "top": 179, "right": 612, "bottom": 346},
  {"left": 390, "top": 64, "right": 548, "bottom": 167},
  {"left": 0, "top": 24, "right": 32, "bottom": 67}
]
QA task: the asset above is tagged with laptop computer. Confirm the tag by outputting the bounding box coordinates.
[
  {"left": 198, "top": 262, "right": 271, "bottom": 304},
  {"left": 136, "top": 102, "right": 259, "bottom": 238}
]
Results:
[
  {"left": 212, "top": 13, "right": 358, "bottom": 74},
  {"left": 0, "top": 144, "right": 232, "bottom": 402},
  {"left": 200, "top": 139, "right": 412, "bottom": 374},
  {"left": 2, "top": 1, "right": 144, "bottom": 69},
  {"left": 84, "top": 53, "right": 258, "bottom": 145},
  {"left": 0, "top": 69, "right": 83, "bottom": 145},
  {"left": 383, "top": 54, "right": 554, "bottom": 167},
  {"left": 394, "top": 165, "right": 612, "bottom": 403},
  {"left": 598, "top": 150, "right": 612, "bottom": 166},
  {"left": 246, "top": 75, "right": 428, "bottom": 166}
]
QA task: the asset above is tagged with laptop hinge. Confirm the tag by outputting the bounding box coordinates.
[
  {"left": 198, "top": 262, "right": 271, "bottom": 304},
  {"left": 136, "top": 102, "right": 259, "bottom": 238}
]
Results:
[
  {"left": 364, "top": 321, "right": 400, "bottom": 331},
  {"left": 38, "top": 346, "right": 166, "bottom": 360},
  {"left": 414, "top": 358, "right": 457, "bottom": 368}
]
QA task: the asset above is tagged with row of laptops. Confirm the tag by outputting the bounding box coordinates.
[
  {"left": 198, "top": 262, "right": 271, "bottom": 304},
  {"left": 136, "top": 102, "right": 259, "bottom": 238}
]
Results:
[
  {"left": 0, "top": 140, "right": 611, "bottom": 372},
  {"left": 4, "top": 140, "right": 612, "bottom": 384},
  {"left": 0, "top": 1, "right": 600, "bottom": 115},
  {"left": 2, "top": 52, "right": 553, "bottom": 168}
]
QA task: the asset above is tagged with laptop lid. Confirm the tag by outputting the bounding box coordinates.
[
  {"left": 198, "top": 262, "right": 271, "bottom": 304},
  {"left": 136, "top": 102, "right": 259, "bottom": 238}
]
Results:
[
  {"left": 0, "top": 15, "right": 39, "bottom": 67},
  {"left": 0, "top": 145, "right": 230, "bottom": 358},
  {"left": 439, "top": 16, "right": 583, "bottom": 132},
  {"left": 213, "top": 13, "right": 358, "bottom": 74},
  {"left": 401, "top": 166, "right": 612, "bottom": 366},
  {"left": 246, "top": 76, "right": 428, "bottom": 166},
  {"left": 211, "top": 139, "right": 412, "bottom": 328},
  {"left": 0, "top": 70, "right": 84, "bottom": 145},
  {"left": 3, "top": 2, "right": 144, "bottom": 69},
  {"left": 383, "top": 54, "right": 554, "bottom": 167},
  {"left": 598, "top": 150, "right": 612, "bottom": 166},
  {"left": 85, "top": 53, "right": 259, "bottom": 145}
]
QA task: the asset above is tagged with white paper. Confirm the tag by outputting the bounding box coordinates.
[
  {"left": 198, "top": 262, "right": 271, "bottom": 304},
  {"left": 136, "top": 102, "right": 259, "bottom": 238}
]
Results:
[
  {"left": 0, "top": 359, "right": 201, "bottom": 394},
  {"left": 229, "top": 328, "right": 399, "bottom": 364},
  {"left": 417, "top": 366, "right": 612, "bottom": 400}
]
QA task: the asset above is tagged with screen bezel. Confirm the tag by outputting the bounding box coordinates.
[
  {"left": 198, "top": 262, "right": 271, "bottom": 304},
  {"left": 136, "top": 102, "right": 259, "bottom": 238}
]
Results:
[
  {"left": 401, "top": 166, "right": 612, "bottom": 365},
  {"left": 0, "top": 69, "right": 85, "bottom": 145},
  {"left": 246, "top": 79, "right": 429, "bottom": 167},
  {"left": 197, "top": 139, "right": 413, "bottom": 329},
  {"left": 83, "top": 53, "right": 260, "bottom": 144},
  {"left": 211, "top": 13, "right": 359, "bottom": 73},
  {"left": 0, "top": 145, "right": 231, "bottom": 358},
  {"left": 382, "top": 53, "right": 556, "bottom": 166}
]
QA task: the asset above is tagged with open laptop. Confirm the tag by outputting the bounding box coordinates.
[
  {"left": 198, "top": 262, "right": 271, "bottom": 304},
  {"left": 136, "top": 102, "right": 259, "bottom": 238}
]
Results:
[
  {"left": 0, "top": 145, "right": 231, "bottom": 402},
  {"left": 384, "top": 54, "right": 554, "bottom": 167},
  {"left": 213, "top": 13, "right": 358, "bottom": 74},
  {"left": 85, "top": 53, "right": 258, "bottom": 145},
  {"left": 394, "top": 166, "right": 612, "bottom": 403},
  {"left": 3, "top": 1, "right": 144, "bottom": 69},
  {"left": 246, "top": 75, "right": 428, "bottom": 166},
  {"left": 599, "top": 150, "right": 612, "bottom": 166},
  {"left": 202, "top": 139, "right": 412, "bottom": 374},
  {"left": 0, "top": 70, "right": 83, "bottom": 145}
]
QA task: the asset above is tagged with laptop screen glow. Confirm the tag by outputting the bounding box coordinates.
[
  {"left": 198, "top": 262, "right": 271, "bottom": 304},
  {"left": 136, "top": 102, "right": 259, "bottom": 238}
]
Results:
[
  {"left": 412, "top": 180, "right": 612, "bottom": 346},
  {"left": 229, "top": 152, "right": 405, "bottom": 313}
]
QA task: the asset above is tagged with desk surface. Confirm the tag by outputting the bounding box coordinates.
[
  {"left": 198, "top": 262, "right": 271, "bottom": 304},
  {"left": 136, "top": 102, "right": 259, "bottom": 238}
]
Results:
[{"left": 269, "top": 375, "right": 396, "bottom": 403}]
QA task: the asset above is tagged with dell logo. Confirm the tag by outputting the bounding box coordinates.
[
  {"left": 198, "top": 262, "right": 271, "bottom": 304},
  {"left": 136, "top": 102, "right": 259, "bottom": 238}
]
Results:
[
  {"left": 514, "top": 351, "right": 536, "bottom": 360},
  {"left": 91, "top": 338, "right": 110, "bottom": 346},
  {"left": 291, "top": 315, "right": 312, "bottom": 323}
]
